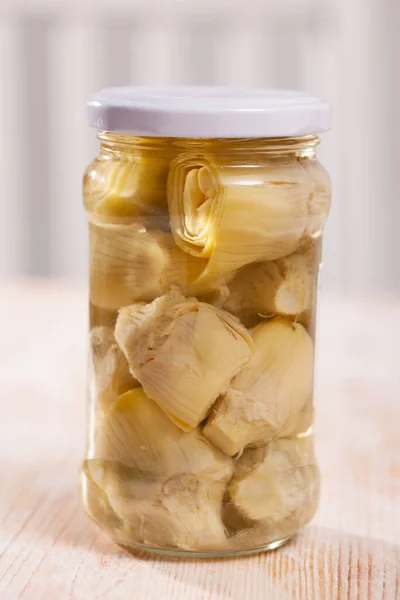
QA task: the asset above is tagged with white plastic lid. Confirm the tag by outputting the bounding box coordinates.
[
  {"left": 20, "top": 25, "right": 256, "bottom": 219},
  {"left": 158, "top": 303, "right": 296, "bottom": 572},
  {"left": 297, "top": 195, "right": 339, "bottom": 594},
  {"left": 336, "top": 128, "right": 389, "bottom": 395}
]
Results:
[{"left": 87, "top": 86, "right": 331, "bottom": 138}]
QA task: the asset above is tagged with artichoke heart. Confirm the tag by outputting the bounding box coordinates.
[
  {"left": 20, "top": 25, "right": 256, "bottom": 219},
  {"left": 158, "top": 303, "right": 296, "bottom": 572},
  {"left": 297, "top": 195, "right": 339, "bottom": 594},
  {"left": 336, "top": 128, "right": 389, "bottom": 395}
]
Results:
[
  {"left": 115, "top": 290, "right": 255, "bottom": 430},
  {"left": 225, "top": 437, "right": 320, "bottom": 535},
  {"left": 90, "top": 223, "right": 167, "bottom": 310},
  {"left": 97, "top": 472, "right": 229, "bottom": 551},
  {"left": 90, "top": 223, "right": 222, "bottom": 311},
  {"left": 83, "top": 152, "right": 171, "bottom": 218},
  {"left": 90, "top": 388, "right": 232, "bottom": 550},
  {"left": 224, "top": 240, "right": 321, "bottom": 324},
  {"left": 81, "top": 460, "right": 134, "bottom": 544},
  {"left": 93, "top": 387, "right": 233, "bottom": 481},
  {"left": 301, "top": 159, "right": 332, "bottom": 237},
  {"left": 203, "top": 318, "right": 314, "bottom": 455},
  {"left": 134, "top": 474, "right": 228, "bottom": 550},
  {"left": 167, "top": 154, "right": 311, "bottom": 284},
  {"left": 90, "top": 326, "right": 139, "bottom": 411}
]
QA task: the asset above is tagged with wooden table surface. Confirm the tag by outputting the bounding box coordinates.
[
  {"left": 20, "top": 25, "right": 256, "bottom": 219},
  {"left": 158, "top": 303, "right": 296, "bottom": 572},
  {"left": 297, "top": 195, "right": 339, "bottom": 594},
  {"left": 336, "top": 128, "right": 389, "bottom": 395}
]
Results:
[{"left": 1, "top": 281, "right": 399, "bottom": 600}]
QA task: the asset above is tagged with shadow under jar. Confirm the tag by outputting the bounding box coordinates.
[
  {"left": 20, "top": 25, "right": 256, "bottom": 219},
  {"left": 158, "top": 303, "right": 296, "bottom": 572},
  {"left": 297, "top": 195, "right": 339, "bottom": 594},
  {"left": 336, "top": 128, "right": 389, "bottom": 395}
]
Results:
[{"left": 81, "top": 87, "right": 332, "bottom": 557}]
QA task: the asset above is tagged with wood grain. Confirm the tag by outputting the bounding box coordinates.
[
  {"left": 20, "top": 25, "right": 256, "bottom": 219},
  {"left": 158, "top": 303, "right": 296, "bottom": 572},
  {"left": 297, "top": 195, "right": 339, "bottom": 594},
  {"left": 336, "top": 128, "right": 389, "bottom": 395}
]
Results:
[{"left": 1, "top": 281, "right": 399, "bottom": 600}]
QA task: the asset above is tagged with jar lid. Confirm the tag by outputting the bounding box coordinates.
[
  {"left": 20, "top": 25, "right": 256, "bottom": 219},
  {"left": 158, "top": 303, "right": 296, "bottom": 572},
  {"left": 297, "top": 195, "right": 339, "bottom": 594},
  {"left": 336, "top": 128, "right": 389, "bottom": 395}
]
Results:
[{"left": 87, "top": 86, "right": 331, "bottom": 138}]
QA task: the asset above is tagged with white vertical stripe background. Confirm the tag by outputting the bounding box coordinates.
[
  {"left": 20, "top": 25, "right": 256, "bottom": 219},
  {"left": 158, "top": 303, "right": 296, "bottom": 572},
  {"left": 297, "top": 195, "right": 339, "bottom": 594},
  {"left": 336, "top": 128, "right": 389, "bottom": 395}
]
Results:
[
  {"left": 336, "top": 0, "right": 386, "bottom": 293},
  {"left": 130, "top": 21, "right": 189, "bottom": 86},
  {"left": 0, "top": 21, "right": 27, "bottom": 279},
  {"left": 48, "top": 21, "right": 107, "bottom": 279},
  {"left": 215, "top": 22, "right": 272, "bottom": 87},
  {"left": 298, "top": 13, "right": 345, "bottom": 292}
]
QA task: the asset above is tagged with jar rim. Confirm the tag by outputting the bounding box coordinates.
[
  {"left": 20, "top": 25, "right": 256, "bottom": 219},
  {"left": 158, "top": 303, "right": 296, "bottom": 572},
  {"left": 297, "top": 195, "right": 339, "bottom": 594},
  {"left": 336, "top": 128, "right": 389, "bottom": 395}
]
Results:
[{"left": 87, "top": 86, "right": 331, "bottom": 139}]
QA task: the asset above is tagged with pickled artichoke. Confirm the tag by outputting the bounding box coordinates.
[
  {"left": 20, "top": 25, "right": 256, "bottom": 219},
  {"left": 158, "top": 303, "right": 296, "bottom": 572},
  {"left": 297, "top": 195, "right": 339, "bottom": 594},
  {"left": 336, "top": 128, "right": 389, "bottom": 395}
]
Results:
[
  {"left": 90, "top": 388, "right": 232, "bottom": 550},
  {"left": 203, "top": 318, "right": 314, "bottom": 455},
  {"left": 90, "top": 223, "right": 167, "bottom": 310},
  {"left": 168, "top": 155, "right": 312, "bottom": 284},
  {"left": 89, "top": 223, "right": 220, "bottom": 311},
  {"left": 83, "top": 152, "right": 171, "bottom": 219},
  {"left": 301, "top": 159, "right": 331, "bottom": 237},
  {"left": 224, "top": 241, "right": 320, "bottom": 324},
  {"left": 92, "top": 471, "right": 229, "bottom": 551},
  {"left": 82, "top": 135, "right": 328, "bottom": 554},
  {"left": 224, "top": 438, "right": 319, "bottom": 538},
  {"left": 90, "top": 326, "right": 138, "bottom": 410},
  {"left": 131, "top": 474, "right": 228, "bottom": 550},
  {"left": 81, "top": 460, "right": 134, "bottom": 544},
  {"left": 115, "top": 289, "right": 255, "bottom": 430},
  {"left": 93, "top": 387, "right": 233, "bottom": 480}
]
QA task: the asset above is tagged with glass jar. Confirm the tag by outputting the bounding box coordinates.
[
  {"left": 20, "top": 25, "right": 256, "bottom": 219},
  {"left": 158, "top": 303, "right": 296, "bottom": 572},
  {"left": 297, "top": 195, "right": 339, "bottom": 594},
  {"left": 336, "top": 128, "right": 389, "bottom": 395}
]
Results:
[{"left": 81, "top": 87, "right": 332, "bottom": 557}]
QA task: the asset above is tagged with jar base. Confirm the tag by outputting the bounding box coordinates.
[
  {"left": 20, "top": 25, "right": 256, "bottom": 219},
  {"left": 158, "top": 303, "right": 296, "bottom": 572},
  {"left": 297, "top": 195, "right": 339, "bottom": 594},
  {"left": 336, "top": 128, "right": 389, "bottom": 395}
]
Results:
[{"left": 119, "top": 536, "right": 293, "bottom": 559}]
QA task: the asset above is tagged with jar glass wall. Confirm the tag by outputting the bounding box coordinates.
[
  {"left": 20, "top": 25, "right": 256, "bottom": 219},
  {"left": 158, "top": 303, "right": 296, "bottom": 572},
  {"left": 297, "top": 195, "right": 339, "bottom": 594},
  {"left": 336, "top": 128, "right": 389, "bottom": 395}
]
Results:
[{"left": 81, "top": 132, "right": 331, "bottom": 557}]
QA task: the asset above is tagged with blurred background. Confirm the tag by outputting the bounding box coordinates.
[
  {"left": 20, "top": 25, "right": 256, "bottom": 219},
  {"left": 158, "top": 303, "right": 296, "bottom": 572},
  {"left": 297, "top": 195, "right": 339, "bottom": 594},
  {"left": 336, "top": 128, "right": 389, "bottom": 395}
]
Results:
[{"left": 0, "top": 0, "right": 399, "bottom": 294}]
